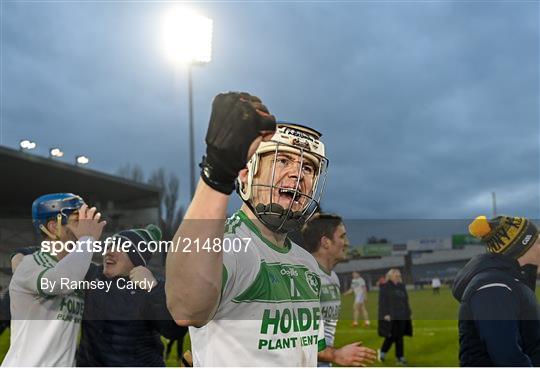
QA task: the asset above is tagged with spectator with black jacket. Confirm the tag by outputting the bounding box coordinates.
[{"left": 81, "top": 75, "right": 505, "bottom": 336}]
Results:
[
  {"left": 76, "top": 225, "right": 187, "bottom": 366},
  {"left": 377, "top": 268, "right": 412, "bottom": 365},
  {"left": 452, "top": 215, "right": 540, "bottom": 367}
]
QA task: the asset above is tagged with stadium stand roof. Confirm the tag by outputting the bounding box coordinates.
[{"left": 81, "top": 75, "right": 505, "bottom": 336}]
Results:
[
  {"left": 0, "top": 145, "right": 160, "bottom": 216},
  {"left": 335, "top": 245, "right": 484, "bottom": 273}
]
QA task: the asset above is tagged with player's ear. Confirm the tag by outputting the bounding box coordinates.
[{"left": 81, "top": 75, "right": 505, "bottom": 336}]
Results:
[
  {"left": 46, "top": 219, "right": 56, "bottom": 234},
  {"left": 238, "top": 168, "right": 249, "bottom": 185},
  {"left": 320, "top": 235, "right": 330, "bottom": 249}
]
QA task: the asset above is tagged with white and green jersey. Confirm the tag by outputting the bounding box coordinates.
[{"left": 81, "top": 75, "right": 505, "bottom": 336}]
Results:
[
  {"left": 351, "top": 277, "right": 366, "bottom": 298},
  {"left": 3, "top": 239, "right": 93, "bottom": 367},
  {"left": 189, "top": 210, "right": 326, "bottom": 367},
  {"left": 317, "top": 266, "right": 341, "bottom": 349}
]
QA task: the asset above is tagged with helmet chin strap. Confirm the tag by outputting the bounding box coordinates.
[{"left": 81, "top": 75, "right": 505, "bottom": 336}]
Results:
[
  {"left": 256, "top": 203, "right": 304, "bottom": 234},
  {"left": 39, "top": 213, "right": 64, "bottom": 240},
  {"left": 242, "top": 198, "right": 304, "bottom": 234}
]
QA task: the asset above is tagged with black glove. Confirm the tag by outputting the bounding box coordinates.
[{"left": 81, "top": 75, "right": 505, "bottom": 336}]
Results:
[{"left": 200, "top": 92, "right": 276, "bottom": 194}]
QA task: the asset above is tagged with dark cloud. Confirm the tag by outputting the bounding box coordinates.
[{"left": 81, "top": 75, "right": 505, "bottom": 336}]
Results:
[{"left": 2, "top": 2, "right": 538, "bottom": 220}]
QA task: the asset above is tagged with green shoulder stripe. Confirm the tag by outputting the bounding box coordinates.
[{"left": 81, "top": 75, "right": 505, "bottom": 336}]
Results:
[
  {"left": 41, "top": 252, "right": 58, "bottom": 266},
  {"left": 237, "top": 211, "right": 291, "bottom": 254},
  {"left": 33, "top": 253, "right": 53, "bottom": 268}
]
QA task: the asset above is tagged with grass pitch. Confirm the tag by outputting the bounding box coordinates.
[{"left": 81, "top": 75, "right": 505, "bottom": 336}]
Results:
[
  {"left": 0, "top": 286, "right": 536, "bottom": 366},
  {"left": 335, "top": 287, "right": 460, "bottom": 367}
]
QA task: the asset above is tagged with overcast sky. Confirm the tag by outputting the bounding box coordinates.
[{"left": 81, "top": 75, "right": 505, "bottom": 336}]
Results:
[{"left": 2, "top": 1, "right": 538, "bottom": 223}]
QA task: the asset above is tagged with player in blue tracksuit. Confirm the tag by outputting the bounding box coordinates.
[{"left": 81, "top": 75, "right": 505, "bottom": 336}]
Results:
[{"left": 452, "top": 215, "right": 540, "bottom": 366}]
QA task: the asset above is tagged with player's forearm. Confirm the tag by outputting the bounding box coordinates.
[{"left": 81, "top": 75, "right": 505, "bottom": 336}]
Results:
[
  {"left": 166, "top": 179, "right": 228, "bottom": 325},
  {"left": 43, "top": 236, "right": 95, "bottom": 295},
  {"left": 10, "top": 247, "right": 39, "bottom": 273},
  {"left": 318, "top": 347, "right": 336, "bottom": 363}
]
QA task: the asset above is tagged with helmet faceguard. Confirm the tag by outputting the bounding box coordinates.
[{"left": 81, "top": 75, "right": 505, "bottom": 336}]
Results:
[{"left": 237, "top": 122, "right": 329, "bottom": 234}]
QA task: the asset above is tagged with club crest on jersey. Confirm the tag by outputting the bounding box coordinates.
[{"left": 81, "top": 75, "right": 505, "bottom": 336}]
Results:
[{"left": 305, "top": 271, "right": 321, "bottom": 295}]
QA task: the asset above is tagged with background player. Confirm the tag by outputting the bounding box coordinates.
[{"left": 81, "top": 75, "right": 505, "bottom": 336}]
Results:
[
  {"left": 3, "top": 194, "right": 105, "bottom": 366},
  {"left": 166, "top": 92, "right": 329, "bottom": 366},
  {"left": 345, "top": 271, "right": 370, "bottom": 327},
  {"left": 431, "top": 276, "right": 441, "bottom": 294},
  {"left": 302, "top": 213, "right": 376, "bottom": 367}
]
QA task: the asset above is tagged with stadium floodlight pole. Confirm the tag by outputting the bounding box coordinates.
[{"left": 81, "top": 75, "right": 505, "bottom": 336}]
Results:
[
  {"left": 188, "top": 64, "right": 195, "bottom": 199},
  {"left": 161, "top": 7, "right": 213, "bottom": 198},
  {"left": 492, "top": 192, "right": 497, "bottom": 217}
]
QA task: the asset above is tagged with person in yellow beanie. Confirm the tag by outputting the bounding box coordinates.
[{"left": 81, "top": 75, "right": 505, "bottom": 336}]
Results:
[{"left": 452, "top": 215, "right": 540, "bottom": 366}]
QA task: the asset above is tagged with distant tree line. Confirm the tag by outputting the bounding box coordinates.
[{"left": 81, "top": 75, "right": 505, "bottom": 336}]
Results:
[{"left": 116, "top": 164, "right": 183, "bottom": 241}]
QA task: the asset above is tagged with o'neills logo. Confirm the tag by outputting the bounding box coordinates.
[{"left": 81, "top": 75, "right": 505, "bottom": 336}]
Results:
[
  {"left": 280, "top": 267, "right": 299, "bottom": 277},
  {"left": 282, "top": 127, "right": 317, "bottom": 143}
]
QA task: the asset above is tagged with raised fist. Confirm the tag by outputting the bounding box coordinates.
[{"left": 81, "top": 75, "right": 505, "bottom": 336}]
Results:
[
  {"left": 129, "top": 266, "right": 157, "bottom": 292},
  {"left": 200, "top": 92, "right": 276, "bottom": 194}
]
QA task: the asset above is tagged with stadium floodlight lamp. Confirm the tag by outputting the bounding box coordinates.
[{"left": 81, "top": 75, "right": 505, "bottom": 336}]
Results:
[
  {"left": 161, "top": 7, "right": 213, "bottom": 199},
  {"left": 19, "top": 139, "right": 36, "bottom": 150},
  {"left": 161, "top": 8, "right": 213, "bottom": 65},
  {"left": 49, "top": 148, "right": 64, "bottom": 158},
  {"left": 76, "top": 155, "right": 90, "bottom": 165}
]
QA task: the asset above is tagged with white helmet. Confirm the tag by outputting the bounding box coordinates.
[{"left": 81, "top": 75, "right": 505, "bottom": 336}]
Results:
[{"left": 237, "top": 122, "right": 329, "bottom": 233}]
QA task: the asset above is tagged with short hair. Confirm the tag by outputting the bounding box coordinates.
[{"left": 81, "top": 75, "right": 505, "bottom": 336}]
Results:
[{"left": 301, "top": 213, "right": 343, "bottom": 253}]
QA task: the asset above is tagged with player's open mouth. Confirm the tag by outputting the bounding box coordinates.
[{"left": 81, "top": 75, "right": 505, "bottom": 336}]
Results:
[
  {"left": 104, "top": 258, "right": 116, "bottom": 265},
  {"left": 275, "top": 187, "right": 304, "bottom": 209}
]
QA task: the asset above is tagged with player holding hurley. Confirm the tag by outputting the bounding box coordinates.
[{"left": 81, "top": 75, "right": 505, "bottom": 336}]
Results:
[{"left": 166, "top": 92, "right": 329, "bottom": 366}]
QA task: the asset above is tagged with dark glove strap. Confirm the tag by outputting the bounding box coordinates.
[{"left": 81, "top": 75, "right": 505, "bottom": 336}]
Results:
[{"left": 199, "top": 156, "right": 237, "bottom": 195}]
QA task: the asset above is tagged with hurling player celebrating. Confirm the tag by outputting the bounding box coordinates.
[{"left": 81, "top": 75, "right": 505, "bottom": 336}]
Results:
[
  {"left": 166, "top": 92, "right": 329, "bottom": 366},
  {"left": 3, "top": 194, "right": 105, "bottom": 366}
]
